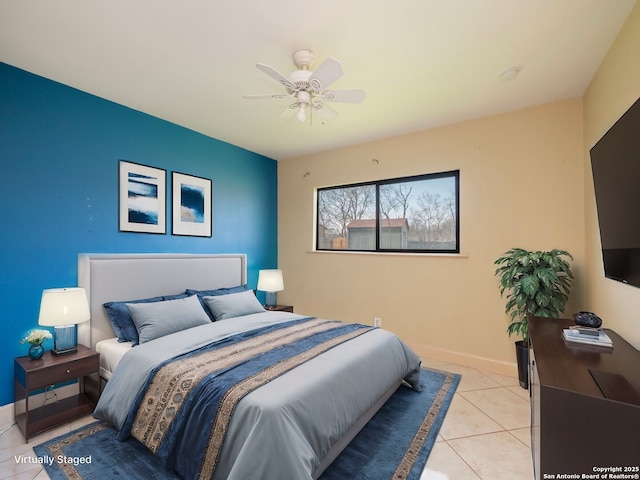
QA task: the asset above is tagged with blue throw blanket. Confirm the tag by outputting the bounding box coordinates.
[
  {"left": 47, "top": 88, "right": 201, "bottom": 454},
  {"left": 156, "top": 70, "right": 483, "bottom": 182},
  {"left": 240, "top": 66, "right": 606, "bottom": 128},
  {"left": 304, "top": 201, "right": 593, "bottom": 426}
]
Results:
[{"left": 121, "top": 317, "right": 374, "bottom": 480}]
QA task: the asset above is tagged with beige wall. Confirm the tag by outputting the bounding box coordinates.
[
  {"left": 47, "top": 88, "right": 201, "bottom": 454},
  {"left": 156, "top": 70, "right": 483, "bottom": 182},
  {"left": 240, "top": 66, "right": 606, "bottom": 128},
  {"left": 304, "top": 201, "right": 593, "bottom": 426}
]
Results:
[
  {"left": 583, "top": 2, "right": 640, "bottom": 349},
  {"left": 278, "top": 99, "right": 586, "bottom": 373}
]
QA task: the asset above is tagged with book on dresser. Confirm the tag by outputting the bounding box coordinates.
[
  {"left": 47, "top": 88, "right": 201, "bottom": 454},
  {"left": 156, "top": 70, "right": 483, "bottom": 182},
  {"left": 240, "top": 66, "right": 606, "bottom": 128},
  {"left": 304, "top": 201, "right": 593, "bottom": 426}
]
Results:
[{"left": 562, "top": 326, "right": 613, "bottom": 347}]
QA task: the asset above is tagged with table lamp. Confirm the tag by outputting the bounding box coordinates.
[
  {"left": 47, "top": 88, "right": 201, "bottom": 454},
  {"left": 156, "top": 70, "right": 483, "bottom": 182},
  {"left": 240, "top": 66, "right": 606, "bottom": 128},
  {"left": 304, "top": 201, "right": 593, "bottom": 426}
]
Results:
[
  {"left": 38, "top": 287, "right": 90, "bottom": 356},
  {"left": 257, "top": 269, "right": 284, "bottom": 308}
]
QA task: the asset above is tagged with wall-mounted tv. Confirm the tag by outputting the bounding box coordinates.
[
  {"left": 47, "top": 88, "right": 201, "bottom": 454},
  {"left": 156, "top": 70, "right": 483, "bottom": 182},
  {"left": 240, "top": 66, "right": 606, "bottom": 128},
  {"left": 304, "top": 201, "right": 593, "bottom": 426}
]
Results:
[{"left": 590, "top": 96, "right": 640, "bottom": 288}]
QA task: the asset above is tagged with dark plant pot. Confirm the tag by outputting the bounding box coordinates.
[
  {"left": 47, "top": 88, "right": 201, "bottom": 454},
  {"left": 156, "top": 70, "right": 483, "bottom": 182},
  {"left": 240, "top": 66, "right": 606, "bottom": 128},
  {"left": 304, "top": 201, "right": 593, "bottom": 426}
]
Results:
[{"left": 515, "top": 340, "right": 529, "bottom": 389}]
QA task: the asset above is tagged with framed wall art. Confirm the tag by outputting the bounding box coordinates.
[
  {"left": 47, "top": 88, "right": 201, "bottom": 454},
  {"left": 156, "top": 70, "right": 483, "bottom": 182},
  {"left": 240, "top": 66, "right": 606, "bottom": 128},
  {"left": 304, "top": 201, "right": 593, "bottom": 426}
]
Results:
[
  {"left": 118, "top": 160, "right": 167, "bottom": 234},
  {"left": 172, "top": 171, "right": 212, "bottom": 237}
]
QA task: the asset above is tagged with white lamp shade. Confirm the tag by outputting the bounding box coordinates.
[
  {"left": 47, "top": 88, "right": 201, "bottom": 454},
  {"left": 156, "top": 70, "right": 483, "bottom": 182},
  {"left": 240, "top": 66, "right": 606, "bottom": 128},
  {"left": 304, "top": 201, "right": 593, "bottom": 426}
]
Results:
[
  {"left": 38, "top": 287, "right": 90, "bottom": 327},
  {"left": 257, "top": 269, "right": 284, "bottom": 292}
]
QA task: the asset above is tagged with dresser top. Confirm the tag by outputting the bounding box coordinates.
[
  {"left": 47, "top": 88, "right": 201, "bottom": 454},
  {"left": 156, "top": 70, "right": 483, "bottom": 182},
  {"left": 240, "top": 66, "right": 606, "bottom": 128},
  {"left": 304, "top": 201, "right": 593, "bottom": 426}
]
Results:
[{"left": 529, "top": 316, "right": 640, "bottom": 406}]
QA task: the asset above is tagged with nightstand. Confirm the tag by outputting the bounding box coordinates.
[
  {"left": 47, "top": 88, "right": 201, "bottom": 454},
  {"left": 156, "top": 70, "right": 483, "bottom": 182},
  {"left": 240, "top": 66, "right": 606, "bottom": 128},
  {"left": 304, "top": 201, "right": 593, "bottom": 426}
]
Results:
[
  {"left": 14, "top": 344, "right": 100, "bottom": 441},
  {"left": 264, "top": 304, "right": 294, "bottom": 313}
]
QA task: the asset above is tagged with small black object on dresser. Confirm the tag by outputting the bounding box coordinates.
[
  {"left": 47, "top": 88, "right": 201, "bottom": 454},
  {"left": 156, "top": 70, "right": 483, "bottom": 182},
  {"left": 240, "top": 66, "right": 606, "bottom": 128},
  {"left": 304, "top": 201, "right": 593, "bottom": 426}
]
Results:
[{"left": 573, "top": 311, "right": 603, "bottom": 328}]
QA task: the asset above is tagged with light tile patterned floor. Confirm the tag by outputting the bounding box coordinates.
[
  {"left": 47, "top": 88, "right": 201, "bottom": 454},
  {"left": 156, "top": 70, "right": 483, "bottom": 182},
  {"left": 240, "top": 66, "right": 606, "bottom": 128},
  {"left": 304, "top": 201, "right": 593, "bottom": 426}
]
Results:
[
  {"left": 1, "top": 358, "right": 534, "bottom": 480},
  {"left": 421, "top": 359, "right": 534, "bottom": 480}
]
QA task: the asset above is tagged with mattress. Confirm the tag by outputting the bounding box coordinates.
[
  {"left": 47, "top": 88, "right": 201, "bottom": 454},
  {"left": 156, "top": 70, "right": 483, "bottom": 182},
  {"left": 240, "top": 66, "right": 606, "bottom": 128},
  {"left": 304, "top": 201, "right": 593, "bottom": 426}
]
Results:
[{"left": 95, "top": 337, "right": 132, "bottom": 381}]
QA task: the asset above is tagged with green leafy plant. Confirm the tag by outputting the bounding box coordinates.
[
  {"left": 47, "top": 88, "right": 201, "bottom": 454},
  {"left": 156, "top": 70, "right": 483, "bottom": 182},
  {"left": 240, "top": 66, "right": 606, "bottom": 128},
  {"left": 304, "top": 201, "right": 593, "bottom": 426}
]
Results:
[{"left": 494, "top": 248, "right": 574, "bottom": 343}]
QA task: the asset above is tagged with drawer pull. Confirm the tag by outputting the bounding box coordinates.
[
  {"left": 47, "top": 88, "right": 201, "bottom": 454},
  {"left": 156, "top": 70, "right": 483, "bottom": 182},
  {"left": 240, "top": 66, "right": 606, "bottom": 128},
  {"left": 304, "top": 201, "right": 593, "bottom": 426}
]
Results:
[{"left": 66, "top": 369, "right": 70, "bottom": 373}]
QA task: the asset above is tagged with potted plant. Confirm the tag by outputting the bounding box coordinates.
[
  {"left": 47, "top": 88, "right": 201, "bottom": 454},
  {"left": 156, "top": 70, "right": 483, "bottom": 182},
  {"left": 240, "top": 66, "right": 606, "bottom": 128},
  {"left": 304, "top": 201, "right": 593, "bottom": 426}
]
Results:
[
  {"left": 20, "top": 328, "right": 52, "bottom": 360},
  {"left": 494, "top": 248, "right": 574, "bottom": 388}
]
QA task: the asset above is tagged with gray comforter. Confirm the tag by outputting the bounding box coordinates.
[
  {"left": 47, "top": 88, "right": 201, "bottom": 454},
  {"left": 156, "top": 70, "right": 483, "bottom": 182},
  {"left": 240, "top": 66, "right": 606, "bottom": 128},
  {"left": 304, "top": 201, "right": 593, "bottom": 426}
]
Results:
[{"left": 94, "top": 311, "right": 421, "bottom": 479}]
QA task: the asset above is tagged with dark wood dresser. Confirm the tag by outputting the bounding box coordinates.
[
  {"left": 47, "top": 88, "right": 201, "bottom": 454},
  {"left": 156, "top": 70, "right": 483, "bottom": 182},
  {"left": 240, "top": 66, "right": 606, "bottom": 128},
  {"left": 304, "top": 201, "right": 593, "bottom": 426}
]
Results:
[{"left": 529, "top": 316, "right": 640, "bottom": 479}]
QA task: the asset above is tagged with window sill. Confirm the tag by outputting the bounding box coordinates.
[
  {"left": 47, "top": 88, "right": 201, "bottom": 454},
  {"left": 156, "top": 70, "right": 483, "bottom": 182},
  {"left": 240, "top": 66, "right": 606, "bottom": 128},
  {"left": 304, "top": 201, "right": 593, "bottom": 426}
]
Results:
[{"left": 308, "top": 250, "right": 469, "bottom": 258}]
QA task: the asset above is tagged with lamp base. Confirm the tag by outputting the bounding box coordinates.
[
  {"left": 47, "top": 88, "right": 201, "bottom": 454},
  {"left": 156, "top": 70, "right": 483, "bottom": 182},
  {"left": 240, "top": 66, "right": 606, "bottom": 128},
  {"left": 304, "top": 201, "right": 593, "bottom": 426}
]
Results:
[
  {"left": 51, "top": 346, "right": 78, "bottom": 356},
  {"left": 52, "top": 325, "right": 77, "bottom": 356},
  {"left": 265, "top": 291, "right": 277, "bottom": 308}
]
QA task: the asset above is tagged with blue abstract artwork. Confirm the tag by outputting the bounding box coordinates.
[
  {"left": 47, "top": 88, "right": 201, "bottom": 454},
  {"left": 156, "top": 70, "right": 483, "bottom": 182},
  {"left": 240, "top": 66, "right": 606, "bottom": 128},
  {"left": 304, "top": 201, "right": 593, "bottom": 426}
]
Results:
[
  {"left": 180, "top": 184, "right": 205, "bottom": 223},
  {"left": 119, "top": 160, "right": 166, "bottom": 234},
  {"left": 172, "top": 171, "right": 211, "bottom": 237},
  {"left": 128, "top": 172, "right": 159, "bottom": 225}
]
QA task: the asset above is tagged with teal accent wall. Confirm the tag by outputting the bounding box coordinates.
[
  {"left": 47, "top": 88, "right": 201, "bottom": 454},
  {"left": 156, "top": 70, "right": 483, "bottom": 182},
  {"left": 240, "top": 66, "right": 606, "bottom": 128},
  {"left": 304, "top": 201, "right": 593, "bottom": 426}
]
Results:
[{"left": 0, "top": 62, "right": 278, "bottom": 407}]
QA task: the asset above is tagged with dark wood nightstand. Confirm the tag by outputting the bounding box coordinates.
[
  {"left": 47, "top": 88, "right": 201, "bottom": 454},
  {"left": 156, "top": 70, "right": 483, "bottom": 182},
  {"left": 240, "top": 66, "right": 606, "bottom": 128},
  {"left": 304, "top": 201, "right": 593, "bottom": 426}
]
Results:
[
  {"left": 14, "top": 344, "right": 100, "bottom": 441},
  {"left": 264, "top": 304, "right": 294, "bottom": 313}
]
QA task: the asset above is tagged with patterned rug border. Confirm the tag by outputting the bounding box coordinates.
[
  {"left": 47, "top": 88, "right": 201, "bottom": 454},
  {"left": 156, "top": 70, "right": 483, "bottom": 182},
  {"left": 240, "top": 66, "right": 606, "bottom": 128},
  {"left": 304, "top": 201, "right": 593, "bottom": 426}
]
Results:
[{"left": 393, "top": 370, "right": 457, "bottom": 479}]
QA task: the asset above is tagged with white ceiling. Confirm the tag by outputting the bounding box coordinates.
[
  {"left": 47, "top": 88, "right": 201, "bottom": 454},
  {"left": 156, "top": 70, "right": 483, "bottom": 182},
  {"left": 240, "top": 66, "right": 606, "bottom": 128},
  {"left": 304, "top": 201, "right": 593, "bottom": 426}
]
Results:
[{"left": 0, "top": 0, "right": 636, "bottom": 160}]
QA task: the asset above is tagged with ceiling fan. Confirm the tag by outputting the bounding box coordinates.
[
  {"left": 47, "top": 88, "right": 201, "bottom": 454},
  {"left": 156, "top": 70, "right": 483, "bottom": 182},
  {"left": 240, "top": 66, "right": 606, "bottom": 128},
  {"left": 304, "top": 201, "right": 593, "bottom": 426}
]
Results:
[{"left": 243, "top": 49, "right": 366, "bottom": 123}]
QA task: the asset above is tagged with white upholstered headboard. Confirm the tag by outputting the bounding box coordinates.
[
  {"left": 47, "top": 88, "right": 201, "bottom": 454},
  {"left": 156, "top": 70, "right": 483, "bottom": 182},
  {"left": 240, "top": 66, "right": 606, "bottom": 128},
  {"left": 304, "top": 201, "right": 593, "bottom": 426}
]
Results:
[{"left": 77, "top": 253, "right": 247, "bottom": 348}]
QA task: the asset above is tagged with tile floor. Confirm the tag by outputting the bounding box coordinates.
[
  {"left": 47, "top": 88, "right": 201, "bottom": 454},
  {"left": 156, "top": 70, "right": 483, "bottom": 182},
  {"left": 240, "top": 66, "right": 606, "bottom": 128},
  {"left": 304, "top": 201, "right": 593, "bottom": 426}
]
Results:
[
  {"left": 421, "top": 358, "right": 534, "bottom": 480},
  {"left": 1, "top": 358, "right": 534, "bottom": 480}
]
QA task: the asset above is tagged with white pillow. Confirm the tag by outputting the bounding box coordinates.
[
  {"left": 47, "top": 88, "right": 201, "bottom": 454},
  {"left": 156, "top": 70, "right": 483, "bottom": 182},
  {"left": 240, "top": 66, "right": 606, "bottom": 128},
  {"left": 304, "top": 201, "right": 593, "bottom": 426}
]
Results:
[
  {"left": 126, "top": 295, "right": 211, "bottom": 344},
  {"left": 203, "top": 290, "right": 265, "bottom": 321}
]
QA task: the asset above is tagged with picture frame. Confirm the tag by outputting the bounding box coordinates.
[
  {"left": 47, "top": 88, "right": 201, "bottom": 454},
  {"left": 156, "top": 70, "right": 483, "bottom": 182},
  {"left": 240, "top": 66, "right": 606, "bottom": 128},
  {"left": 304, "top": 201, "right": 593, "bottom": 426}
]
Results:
[
  {"left": 172, "top": 171, "right": 212, "bottom": 237},
  {"left": 118, "top": 160, "right": 167, "bottom": 234}
]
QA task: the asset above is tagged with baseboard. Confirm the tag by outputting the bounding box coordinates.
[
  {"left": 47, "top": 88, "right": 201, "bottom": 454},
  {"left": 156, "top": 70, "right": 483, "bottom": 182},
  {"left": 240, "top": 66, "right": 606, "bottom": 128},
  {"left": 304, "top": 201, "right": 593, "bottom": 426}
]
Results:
[
  {"left": 0, "top": 402, "right": 13, "bottom": 426},
  {"left": 407, "top": 342, "right": 518, "bottom": 378}
]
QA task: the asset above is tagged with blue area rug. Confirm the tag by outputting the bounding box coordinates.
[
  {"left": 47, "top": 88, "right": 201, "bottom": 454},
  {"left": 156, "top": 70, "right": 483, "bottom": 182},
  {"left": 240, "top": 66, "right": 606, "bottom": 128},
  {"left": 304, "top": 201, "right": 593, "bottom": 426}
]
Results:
[{"left": 33, "top": 367, "right": 459, "bottom": 480}]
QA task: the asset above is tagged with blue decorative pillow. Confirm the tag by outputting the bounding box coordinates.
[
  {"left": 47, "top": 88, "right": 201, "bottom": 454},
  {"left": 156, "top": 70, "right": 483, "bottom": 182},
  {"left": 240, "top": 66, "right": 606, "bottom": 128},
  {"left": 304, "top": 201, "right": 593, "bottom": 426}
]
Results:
[
  {"left": 104, "top": 295, "right": 164, "bottom": 345},
  {"left": 203, "top": 289, "right": 265, "bottom": 321},
  {"left": 103, "top": 292, "right": 187, "bottom": 345},
  {"left": 185, "top": 285, "right": 249, "bottom": 320},
  {"left": 163, "top": 292, "right": 190, "bottom": 301},
  {"left": 126, "top": 295, "right": 211, "bottom": 345}
]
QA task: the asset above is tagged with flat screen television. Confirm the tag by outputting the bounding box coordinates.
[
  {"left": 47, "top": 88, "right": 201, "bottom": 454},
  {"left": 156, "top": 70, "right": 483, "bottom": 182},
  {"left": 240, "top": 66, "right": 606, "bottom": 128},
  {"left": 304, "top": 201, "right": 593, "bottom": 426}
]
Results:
[{"left": 590, "top": 96, "right": 640, "bottom": 288}]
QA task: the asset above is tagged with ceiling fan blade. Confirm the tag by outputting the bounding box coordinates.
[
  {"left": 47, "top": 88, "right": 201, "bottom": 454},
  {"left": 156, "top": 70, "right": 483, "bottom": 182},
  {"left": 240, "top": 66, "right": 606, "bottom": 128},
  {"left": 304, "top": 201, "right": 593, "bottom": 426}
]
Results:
[
  {"left": 312, "top": 101, "right": 338, "bottom": 121},
  {"left": 256, "top": 63, "right": 295, "bottom": 91},
  {"left": 278, "top": 103, "right": 298, "bottom": 119},
  {"left": 308, "top": 57, "right": 343, "bottom": 90},
  {"left": 243, "top": 93, "right": 291, "bottom": 100},
  {"left": 321, "top": 89, "right": 366, "bottom": 103}
]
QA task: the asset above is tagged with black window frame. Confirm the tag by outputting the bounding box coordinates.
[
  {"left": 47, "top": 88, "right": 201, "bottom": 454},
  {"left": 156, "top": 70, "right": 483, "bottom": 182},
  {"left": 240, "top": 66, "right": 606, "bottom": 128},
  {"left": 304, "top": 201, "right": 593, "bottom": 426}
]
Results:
[{"left": 316, "top": 170, "right": 460, "bottom": 254}]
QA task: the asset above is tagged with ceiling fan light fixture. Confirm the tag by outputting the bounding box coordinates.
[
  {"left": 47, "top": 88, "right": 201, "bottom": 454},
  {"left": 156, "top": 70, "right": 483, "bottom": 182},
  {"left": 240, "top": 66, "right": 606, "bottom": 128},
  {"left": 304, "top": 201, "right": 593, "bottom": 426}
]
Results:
[
  {"left": 295, "top": 91, "right": 311, "bottom": 122},
  {"left": 296, "top": 105, "right": 306, "bottom": 122},
  {"left": 244, "top": 49, "right": 366, "bottom": 122}
]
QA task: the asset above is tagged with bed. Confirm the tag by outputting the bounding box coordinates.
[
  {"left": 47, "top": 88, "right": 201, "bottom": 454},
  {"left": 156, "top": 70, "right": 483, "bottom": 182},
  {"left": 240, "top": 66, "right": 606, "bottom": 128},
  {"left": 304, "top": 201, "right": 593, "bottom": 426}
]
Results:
[{"left": 78, "top": 253, "right": 422, "bottom": 480}]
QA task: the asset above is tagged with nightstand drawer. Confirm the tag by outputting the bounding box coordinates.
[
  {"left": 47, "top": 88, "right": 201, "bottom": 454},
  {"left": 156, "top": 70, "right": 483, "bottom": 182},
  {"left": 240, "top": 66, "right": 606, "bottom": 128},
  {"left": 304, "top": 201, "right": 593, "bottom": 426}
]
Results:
[{"left": 29, "top": 356, "right": 98, "bottom": 389}]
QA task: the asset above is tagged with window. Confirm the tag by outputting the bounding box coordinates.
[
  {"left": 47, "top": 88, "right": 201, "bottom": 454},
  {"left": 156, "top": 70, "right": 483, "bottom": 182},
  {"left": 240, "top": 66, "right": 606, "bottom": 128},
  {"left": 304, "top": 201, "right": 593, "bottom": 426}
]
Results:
[{"left": 316, "top": 170, "right": 459, "bottom": 253}]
